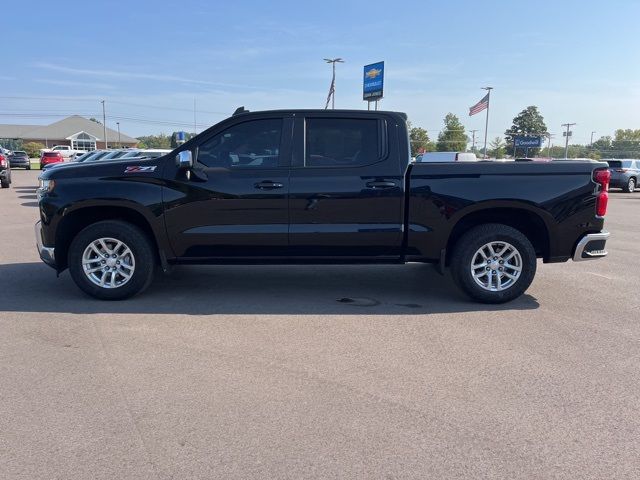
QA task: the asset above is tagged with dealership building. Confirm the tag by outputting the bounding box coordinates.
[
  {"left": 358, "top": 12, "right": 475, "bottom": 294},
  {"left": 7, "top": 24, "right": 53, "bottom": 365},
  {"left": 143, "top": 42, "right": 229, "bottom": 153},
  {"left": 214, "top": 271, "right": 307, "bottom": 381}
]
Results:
[{"left": 0, "top": 115, "right": 138, "bottom": 150}]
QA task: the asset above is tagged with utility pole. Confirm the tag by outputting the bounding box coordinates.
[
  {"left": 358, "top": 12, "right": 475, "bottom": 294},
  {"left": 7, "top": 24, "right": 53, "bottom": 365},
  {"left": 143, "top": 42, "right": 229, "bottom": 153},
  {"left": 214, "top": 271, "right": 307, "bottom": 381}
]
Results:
[
  {"left": 562, "top": 123, "right": 576, "bottom": 159},
  {"left": 101, "top": 100, "right": 107, "bottom": 149},
  {"left": 481, "top": 87, "right": 493, "bottom": 159},
  {"left": 194, "top": 97, "right": 197, "bottom": 135},
  {"left": 470, "top": 129, "right": 478, "bottom": 153},
  {"left": 590, "top": 131, "right": 596, "bottom": 147},
  {"left": 324, "top": 58, "right": 344, "bottom": 109},
  {"left": 546, "top": 133, "right": 554, "bottom": 157},
  {"left": 116, "top": 122, "right": 121, "bottom": 148}
]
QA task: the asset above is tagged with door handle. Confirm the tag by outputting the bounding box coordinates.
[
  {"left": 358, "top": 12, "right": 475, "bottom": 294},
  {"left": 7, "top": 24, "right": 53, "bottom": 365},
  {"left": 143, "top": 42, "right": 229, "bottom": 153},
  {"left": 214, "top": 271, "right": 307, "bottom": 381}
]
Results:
[
  {"left": 254, "top": 181, "right": 284, "bottom": 190},
  {"left": 366, "top": 181, "right": 397, "bottom": 189}
]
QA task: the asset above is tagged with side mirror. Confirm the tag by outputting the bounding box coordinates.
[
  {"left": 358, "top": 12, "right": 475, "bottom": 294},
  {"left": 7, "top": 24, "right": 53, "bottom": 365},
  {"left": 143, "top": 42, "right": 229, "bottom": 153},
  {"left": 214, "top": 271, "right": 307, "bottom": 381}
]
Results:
[{"left": 176, "top": 150, "right": 193, "bottom": 169}]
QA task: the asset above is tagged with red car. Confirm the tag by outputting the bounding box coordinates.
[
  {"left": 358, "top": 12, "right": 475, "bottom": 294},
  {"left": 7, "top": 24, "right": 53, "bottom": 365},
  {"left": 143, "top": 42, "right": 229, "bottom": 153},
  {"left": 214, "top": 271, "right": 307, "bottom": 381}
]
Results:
[{"left": 40, "top": 151, "right": 64, "bottom": 169}]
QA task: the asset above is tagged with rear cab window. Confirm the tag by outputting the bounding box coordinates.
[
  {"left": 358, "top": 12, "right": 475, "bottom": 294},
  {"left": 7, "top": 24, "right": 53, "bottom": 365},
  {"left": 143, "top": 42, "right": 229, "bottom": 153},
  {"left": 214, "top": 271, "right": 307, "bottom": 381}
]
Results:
[{"left": 299, "top": 117, "right": 385, "bottom": 168}]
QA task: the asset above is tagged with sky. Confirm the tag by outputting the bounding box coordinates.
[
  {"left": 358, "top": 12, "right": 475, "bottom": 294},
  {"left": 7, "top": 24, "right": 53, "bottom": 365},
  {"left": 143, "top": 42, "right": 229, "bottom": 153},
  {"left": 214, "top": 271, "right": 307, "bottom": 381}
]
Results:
[{"left": 1, "top": 0, "right": 638, "bottom": 146}]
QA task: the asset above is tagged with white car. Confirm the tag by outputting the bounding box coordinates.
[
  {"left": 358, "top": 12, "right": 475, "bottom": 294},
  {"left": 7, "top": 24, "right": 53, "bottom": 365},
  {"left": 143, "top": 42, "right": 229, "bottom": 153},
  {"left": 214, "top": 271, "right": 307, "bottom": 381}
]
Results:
[
  {"left": 416, "top": 152, "right": 478, "bottom": 162},
  {"left": 39, "top": 145, "right": 80, "bottom": 160}
]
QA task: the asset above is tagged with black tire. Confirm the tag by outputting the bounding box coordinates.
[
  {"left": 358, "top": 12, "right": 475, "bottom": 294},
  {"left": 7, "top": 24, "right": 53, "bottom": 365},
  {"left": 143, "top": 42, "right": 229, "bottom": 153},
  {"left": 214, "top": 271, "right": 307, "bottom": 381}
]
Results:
[
  {"left": 450, "top": 223, "right": 537, "bottom": 304},
  {"left": 623, "top": 178, "right": 636, "bottom": 193},
  {"left": 26, "top": 165, "right": 31, "bottom": 170},
  {"left": 1, "top": 178, "right": 9, "bottom": 188},
  {"left": 68, "top": 220, "right": 156, "bottom": 300}
]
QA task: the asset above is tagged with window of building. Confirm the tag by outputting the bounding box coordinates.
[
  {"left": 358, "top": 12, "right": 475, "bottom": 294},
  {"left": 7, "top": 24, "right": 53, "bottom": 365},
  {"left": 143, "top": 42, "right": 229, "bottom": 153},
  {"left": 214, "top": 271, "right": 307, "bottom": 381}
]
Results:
[
  {"left": 304, "top": 118, "right": 381, "bottom": 167},
  {"left": 69, "top": 132, "right": 97, "bottom": 151},
  {"left": 197, "top": 119, "right": 282, "bottom": 169}
]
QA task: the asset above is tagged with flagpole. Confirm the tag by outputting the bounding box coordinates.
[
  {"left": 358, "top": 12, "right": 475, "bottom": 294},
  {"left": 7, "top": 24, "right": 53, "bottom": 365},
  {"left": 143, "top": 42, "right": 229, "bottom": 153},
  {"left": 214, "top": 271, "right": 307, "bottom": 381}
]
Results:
[{"left": 482, "top": 87, "right": 492, "bottom": 159}]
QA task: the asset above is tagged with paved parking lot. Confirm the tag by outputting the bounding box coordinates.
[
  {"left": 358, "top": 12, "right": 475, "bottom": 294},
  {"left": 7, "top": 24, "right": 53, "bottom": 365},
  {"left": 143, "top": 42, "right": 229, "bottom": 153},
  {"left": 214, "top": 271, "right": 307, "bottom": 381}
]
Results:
[{"left": 1, "top": 169, "right": 639, "bottom": 479}]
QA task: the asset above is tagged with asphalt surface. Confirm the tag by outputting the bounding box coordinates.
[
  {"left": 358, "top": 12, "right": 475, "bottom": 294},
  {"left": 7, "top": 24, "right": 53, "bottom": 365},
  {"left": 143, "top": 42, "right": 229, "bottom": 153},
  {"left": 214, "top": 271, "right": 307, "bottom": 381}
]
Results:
[{"left": 1, "top": 169, "right": 639, "bottom": 479}]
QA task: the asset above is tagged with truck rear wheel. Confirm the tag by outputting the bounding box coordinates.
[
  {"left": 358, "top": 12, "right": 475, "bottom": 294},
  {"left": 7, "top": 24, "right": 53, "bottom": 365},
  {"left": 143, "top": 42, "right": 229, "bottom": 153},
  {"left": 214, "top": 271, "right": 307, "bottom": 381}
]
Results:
[
  {"left": 450, "top": 223, "right": 536, "bottom": 304},
  {"left": 68, "top": 220, "right": 156, "bottom": 300}
]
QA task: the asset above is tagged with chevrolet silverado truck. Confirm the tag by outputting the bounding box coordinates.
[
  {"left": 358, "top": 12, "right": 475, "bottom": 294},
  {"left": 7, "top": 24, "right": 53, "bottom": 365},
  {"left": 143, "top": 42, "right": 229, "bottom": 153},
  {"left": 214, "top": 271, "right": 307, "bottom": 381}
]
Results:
[{"left": 35, "top": 109, "right": 611, "bottom": 303}]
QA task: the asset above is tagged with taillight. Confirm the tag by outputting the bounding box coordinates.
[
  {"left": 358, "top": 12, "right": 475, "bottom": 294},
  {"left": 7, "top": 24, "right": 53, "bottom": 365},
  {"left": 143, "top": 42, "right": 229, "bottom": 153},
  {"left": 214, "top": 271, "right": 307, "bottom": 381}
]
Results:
[
  {"left": 0, "top": 159, "right": 6, "bottom": 168},
  {"left": 594, "top": 169, "right": 610, "bottom": 217}
]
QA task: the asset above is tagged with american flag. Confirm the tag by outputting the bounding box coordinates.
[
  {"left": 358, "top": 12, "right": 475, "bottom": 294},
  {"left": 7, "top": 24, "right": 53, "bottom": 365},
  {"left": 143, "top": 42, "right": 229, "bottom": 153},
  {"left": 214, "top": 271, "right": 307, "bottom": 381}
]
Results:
[{"left": 469, "top": 93, "right": 489, "bottom": 116}]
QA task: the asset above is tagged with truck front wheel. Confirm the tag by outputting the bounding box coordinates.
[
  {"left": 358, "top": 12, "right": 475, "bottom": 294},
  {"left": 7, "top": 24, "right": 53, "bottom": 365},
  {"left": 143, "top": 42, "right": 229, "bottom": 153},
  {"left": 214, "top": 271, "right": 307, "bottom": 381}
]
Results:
[
  {"left": 68, "top": 220, "right": 156, "bottom": 300},
  {"left": 450, "top": 223, "right": 536, "bottom": 304}
]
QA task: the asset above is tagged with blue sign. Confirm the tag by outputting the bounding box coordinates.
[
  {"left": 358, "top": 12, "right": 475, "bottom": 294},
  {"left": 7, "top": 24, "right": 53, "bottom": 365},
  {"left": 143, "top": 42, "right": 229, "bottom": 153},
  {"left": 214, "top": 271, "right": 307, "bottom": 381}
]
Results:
[
  {"left": 363, "top": 61, "right": 384, "bottom": 101},
  {"left": 177, "top": 131, "right": 186, "bottom": 142},
  {"left": 514, "top": 135, "right": 543, "bottom": 148}
]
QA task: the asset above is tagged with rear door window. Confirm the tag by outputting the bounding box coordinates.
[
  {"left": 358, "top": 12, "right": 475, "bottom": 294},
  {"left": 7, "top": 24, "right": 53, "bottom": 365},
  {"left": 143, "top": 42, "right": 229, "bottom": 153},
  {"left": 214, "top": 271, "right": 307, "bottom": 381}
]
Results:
[{"left": 303, "top": 118, "right": 382, "bottom": 167}]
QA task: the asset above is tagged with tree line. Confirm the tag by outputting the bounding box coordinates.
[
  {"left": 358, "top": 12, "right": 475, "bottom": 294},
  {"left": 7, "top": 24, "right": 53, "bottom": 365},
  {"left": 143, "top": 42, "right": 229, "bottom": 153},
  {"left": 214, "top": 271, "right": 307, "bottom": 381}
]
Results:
[{"left": 410, "top": 106, "right": 640, "bottom": 159}]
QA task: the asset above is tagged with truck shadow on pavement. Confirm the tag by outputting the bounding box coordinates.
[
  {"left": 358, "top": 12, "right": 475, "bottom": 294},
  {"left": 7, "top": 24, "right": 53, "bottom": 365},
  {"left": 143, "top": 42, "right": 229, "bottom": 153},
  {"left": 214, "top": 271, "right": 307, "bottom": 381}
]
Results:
[{"left": 0, "top": 262, "right": 539, "bottom": 315}]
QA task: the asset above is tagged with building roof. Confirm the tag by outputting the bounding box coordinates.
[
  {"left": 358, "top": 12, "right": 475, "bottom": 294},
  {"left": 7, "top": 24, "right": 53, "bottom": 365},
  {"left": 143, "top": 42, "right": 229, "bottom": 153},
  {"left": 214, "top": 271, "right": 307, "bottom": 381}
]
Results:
[{"left": 0, "top": 115, "right": 138, "bottom": 144}]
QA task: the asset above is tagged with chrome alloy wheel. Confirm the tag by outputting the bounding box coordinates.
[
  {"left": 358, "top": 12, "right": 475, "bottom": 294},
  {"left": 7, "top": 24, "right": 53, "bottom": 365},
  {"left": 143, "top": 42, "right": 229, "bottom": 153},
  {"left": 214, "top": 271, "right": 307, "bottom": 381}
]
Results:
[
  {"left": 82, "top": 237, "right": 135, "bottom": 289},
  {"left": 470, "top": 241, "right": 522, "bottom": 292}
]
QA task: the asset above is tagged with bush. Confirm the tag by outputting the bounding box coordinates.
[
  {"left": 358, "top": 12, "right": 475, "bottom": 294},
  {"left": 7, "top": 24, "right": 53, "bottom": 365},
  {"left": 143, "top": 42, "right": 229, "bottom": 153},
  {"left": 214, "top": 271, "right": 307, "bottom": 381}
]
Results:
[{"left": 23, "top": 142, "right": 46, "bottom": 158}]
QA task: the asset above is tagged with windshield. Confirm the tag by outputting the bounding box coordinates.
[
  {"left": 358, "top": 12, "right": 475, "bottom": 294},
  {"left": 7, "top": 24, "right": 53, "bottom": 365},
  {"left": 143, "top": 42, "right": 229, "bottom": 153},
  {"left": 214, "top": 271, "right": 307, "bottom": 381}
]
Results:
[{"left": 86, "top": 151, "right": 111, "bottom": 162}]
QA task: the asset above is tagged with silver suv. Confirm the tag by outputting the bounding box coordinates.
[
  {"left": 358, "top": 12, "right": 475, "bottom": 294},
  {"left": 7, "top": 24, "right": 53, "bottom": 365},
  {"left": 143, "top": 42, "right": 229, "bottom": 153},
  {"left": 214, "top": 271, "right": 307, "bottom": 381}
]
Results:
[{"left": 606, "top": 160, "right": 639, "bottom": 193}]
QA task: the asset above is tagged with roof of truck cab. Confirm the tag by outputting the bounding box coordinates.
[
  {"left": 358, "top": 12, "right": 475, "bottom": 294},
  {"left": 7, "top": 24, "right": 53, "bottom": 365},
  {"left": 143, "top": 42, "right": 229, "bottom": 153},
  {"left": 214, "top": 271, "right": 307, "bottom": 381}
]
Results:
[{"left": 231, "top": 109, "right": 407, "bottom": 118}]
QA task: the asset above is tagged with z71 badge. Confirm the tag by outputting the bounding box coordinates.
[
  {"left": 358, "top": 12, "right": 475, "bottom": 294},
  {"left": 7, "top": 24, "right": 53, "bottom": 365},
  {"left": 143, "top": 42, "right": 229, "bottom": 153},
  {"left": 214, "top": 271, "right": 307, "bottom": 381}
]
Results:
[{"left": 124, "top": 166, "right": 157, "bottom": 173}]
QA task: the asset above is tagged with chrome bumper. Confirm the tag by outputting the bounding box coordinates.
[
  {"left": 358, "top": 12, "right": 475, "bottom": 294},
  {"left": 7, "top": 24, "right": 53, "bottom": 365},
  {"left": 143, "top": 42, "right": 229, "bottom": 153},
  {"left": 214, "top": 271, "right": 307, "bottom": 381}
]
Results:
[
  {"left": 573, "top": 231, "right": 610, "bottom": 262},
  {"left": 35, "top": 221, "right": 56, "bottom": 267}
]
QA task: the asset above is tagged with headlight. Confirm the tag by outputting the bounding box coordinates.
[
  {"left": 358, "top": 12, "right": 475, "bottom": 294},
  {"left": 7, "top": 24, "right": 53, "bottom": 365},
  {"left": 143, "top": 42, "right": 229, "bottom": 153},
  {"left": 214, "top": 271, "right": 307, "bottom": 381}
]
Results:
[{"left": 38, "top": 179, "right": 55, "bottom": 193}]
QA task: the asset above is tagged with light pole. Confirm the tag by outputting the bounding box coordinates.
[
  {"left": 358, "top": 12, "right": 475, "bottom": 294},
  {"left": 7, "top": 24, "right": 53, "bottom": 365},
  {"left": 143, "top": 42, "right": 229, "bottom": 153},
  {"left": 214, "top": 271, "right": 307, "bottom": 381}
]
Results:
[
  {"left": 470, "top": 129, "right": 478, "bottom": 153},
  {"left": 116, "top": 122, "right": 121, "bottom": 148},
  {"left": 562, "top": 123, "right": 576, "bottom": 159},
  {"left": 590, "top": 131, "right": 596, "bottom": 147},
  {"left": 324, "top": 58, "right": 344, "bottom": 109},
  {"left": 546, "top": 133, "right": 554, "bottom": 157},
  {"left": 100, "top": 100, "right": 107, "bottom": 149}
]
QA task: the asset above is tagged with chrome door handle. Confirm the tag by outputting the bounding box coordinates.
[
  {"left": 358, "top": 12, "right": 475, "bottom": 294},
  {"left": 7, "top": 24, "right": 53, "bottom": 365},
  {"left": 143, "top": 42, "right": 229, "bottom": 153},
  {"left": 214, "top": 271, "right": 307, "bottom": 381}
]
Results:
[
  {"left": 366, "top": 181, "right": 396, "bottom": 189},
  {"left": 254, "top": 181, "right": 284, "bottom": 190}
]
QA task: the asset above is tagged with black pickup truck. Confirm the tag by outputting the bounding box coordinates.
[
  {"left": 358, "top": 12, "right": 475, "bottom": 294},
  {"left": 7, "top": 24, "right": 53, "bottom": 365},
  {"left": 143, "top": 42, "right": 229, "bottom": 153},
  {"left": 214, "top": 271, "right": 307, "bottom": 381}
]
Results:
[{"left": 36, "top": 109, "right": 611, "bottom": 303}]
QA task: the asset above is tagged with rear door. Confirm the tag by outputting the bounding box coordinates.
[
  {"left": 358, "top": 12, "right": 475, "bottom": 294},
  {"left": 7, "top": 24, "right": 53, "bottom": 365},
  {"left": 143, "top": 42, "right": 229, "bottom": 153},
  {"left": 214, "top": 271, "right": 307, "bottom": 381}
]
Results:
[{"left": 288, "top": 113, "right": 405, "bottom": 259}]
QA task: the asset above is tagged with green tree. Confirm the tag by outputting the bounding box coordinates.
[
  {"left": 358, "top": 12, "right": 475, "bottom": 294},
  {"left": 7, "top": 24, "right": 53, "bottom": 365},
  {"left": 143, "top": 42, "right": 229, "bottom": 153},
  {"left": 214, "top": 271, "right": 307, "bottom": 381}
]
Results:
[
  {"left": 136, "top": 134, "right": 171, "bottom": 149},
  {"left": 504, "top": 106, "right": 548, "bottom": 157},
  {"left": 489, "top": 137, "right": 506, "bottom": 159},
  {"left": 436, "top": 113, "right": 467, "bottom": 151},
  {"left": 611, "top": 129, "right": 640, "bottom": 158},
  {"left": 409, "top": 125, "right": 435, "bottom": 157},
  {"left": 23, "top": 141, "right": 45, "bottom": 158},
  {"left": 590, "top": 135, "right": 612, "bottom": 158},
  {"left": 0, "top": 139, "right": 23, "bottom": 151}
]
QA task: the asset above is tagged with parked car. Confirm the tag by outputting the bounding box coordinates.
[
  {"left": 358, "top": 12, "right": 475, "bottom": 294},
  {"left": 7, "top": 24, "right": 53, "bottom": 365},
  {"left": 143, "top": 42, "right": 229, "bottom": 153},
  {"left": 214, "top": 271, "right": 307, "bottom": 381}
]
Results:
[
  {"left": 35, "top": 109, "right": 611, "bottom": 303},
  {"left": 120, "top": 149, "right": 172, "bottom": 159},
  {"left": 8, "top": 151, "right": 31, "bottom": 169},
  {"left": 40, "top": 151, "right": 64, "bottom": 170},
  {"left": 0, "top": 153, "right": 11, "bottom": 188},
  {"left": 417, "top": 152, "right": 478, "bottom": 162},
  {"left": 73, "top": 151, "right": 91, "bottom": 162},
  {"left": 39, "top": 145, "right": 79, "bottom": 160},
  {"left": 606, "top": 159, "right": 639, "bottom": 192}
]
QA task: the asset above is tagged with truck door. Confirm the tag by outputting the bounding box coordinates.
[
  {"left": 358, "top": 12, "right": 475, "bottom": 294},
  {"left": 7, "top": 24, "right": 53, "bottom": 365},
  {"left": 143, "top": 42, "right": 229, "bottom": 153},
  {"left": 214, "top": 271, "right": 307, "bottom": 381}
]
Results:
[
  {"left": 288, "top": 114, "right": 405, "bottom": 259},
  {"left": 163, "top": 115, "right": 292, "bottom": 259}
]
